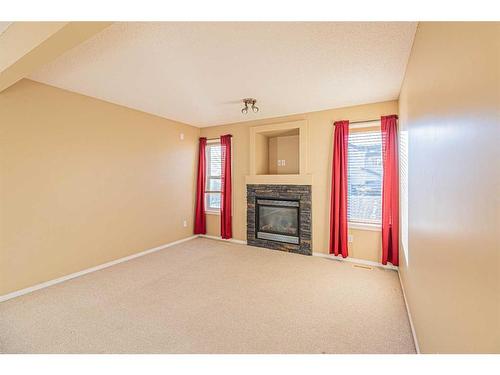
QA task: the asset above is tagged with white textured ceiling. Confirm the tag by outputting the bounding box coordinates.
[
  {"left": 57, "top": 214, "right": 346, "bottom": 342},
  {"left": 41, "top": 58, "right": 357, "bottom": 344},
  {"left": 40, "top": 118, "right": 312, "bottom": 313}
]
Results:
[{"left": 30, "top": 22, "right": 417, "bottom": 127}]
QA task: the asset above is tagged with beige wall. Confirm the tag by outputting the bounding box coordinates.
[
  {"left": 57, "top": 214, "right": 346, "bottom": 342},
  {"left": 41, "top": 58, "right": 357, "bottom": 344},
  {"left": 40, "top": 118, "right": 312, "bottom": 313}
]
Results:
[
  {"left": 268, "top": 135, "right": 300, "bottom": 174},
  {"left": 268, "top": 137, "right": 278, "bottom": 174},
  {"left": 398, "top": 22, "right": 500, "bottom": 353},
  {"left": 255, "top": 133, "right": 269, "bottom": 175},
  {"left": 200, "top": 100, "right": 398, "bottom": 261},
  {"left": 0, "top": 22, "right": 111, "bottom": 92},
  {"left": 0, "top": 79, "right": 199, "bottom": 295},
  {"left": 0, "top": 22, "right": 66, "bottom": 71}
]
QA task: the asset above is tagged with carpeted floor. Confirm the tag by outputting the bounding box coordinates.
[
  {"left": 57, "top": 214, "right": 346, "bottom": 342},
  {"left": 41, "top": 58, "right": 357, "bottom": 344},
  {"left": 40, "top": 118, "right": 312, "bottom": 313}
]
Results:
[{"left": 0, "top": 238, "right": 416, "bottom": 353}]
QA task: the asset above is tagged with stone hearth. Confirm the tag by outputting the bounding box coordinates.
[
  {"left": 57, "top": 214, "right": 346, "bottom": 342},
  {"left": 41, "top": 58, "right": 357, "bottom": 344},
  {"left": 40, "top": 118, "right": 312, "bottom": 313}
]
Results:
[{"left": 247, "top": 184, "right": 311, "bottom": 255}]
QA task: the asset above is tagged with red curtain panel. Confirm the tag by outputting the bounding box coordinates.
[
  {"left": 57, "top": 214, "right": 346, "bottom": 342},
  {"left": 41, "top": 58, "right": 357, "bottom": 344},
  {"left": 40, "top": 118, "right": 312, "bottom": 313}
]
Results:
[
  {"left": 329, "top": 121, "right": 349, "bottom": 257},
  {"left": 220, "top": 134, "right": 233, "bottom": 239},
  {"left": 381, "top": 115, "right": 400, "bottom": 266},
  {"left": 194, "top": 137, "right": 207, "bottom": 235}
]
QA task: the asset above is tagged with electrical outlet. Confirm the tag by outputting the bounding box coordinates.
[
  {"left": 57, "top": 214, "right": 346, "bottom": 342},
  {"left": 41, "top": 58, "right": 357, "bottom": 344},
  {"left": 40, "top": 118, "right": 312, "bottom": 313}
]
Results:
[
  {"left": 348, "top": 234, "right": 353, "bottom": 243},
  {"left": 183, "top": 220, "right": 187, "bottom": 228},
  {"left": 179, "top": 133, "right": 184, "bottom": 140}
]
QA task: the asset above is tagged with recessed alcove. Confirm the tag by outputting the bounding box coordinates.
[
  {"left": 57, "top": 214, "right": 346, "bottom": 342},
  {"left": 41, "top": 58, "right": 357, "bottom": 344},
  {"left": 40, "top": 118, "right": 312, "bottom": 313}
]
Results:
[
  {"left": 247, "top": 120, "right": 312, "bottom": 185},
  {"left": 255, "top": 128, "right": 300, "bottom": 175}
]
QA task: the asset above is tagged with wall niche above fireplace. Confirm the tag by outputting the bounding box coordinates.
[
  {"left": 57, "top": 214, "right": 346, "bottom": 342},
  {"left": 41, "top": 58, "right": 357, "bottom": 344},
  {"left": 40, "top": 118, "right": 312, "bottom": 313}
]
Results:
[
  {"left": 246, "top": 120, "right": 312, "bottom": 186},
  {"left": 255, "top": 129, "right": 300, "bottom": 175},
  {"left": 247, "top": 184, "right": 311, "bottom": 255}
]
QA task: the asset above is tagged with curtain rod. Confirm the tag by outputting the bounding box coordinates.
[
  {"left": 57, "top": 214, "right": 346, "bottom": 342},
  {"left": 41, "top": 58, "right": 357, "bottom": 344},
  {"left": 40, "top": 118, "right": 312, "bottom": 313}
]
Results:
[
  {"left": 205, "top": 135, "right": 232, "bottom": 141},
  {"left": 204, "top": 120, "right": 380, "bottom": 140},
  {"left": 349, "top": 119, "right": 380, "bottom": 125}
]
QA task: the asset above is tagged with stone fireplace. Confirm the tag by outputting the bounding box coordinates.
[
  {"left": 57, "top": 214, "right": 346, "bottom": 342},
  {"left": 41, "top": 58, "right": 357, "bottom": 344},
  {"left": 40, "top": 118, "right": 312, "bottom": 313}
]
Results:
[{"left": 247, "top": 184, "right": 311, "bottom": 255}]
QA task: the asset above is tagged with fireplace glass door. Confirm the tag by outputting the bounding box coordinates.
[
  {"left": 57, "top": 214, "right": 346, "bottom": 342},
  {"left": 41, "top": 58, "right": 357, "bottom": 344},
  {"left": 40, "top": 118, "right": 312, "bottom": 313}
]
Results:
[{"left": 256, "top": 199, "right": 299, "bottom": 244}]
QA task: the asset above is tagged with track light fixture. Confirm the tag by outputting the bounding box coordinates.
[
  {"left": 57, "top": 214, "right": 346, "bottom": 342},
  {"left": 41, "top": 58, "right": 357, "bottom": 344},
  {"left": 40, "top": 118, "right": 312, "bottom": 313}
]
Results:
[{"left": 241, "top": 98, "right": 259, "bottom": 114}]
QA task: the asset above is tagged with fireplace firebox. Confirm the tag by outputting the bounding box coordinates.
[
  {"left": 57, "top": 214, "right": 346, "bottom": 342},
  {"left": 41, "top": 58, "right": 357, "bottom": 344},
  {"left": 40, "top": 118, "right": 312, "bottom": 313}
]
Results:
[
  {"left": 247, "top": 184, "right": 311, "bottom": 255},
  {"left": 256, "top": 199, "right": 300, "bottom": 244}
]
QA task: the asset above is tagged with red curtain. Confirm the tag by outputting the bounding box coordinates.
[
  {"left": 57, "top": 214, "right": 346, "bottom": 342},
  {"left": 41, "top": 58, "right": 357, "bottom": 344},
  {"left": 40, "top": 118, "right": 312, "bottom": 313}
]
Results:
[
  {"left": 329, "top": 121, "right": 349, "bottom": 257},
  {"left": 194, "top": 137, "right": 207, "bottom": 235},
  {"left": 220, "top": 134, "right": 233, "bottom": 239},
  {"left": 381, "top": 115, "right": 399, "bottom": 266}
]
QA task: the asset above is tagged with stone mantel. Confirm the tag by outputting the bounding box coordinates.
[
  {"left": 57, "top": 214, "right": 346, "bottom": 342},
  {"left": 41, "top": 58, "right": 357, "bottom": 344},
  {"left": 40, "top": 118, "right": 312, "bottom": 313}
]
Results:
[{"left": 245, "top": 174, "right": 313, "bottom": 185}]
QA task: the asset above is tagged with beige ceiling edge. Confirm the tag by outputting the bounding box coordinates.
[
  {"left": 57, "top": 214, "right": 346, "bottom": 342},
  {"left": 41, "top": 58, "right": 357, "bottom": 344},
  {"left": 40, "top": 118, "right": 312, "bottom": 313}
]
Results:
[
  {"left": 0, "top": 22, "right": 67, "bottom": 71},
  {"left": 0, "top": 22, "right": 112, "bottom": 93}
]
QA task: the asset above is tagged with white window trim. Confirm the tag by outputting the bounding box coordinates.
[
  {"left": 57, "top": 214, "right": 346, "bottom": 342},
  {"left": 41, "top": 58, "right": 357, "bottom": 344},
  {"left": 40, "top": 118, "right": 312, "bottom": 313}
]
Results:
[
  {"left": 205, "top": 189, "right": 221, "bottom": 212},
  {"left": 205, "top": 141, "right": 222, "bottom": 213},
  {"left": 348, "top": 222, "right": 381, "bottom": 231},
  {"left": 205, "top": 209, "right": 220, "bottom": 215},
  {"left": 204, "top": 138, "right": 233, "bottom": 215},
  {"left": 347, "top": 124, "right": 383, "bottom": 228}
]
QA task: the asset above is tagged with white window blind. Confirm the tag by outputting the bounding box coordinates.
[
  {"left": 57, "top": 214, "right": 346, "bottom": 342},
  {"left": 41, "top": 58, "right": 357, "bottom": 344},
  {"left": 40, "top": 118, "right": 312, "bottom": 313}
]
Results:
[
  {"left": 347, "top": 130, "right": 383, "bottom": 224},
  {"left": 400, "top": 128, "right": 409, "bottom": 264},
  {"left": 205, "top": 142, "right": 221, "bottom": 211}
]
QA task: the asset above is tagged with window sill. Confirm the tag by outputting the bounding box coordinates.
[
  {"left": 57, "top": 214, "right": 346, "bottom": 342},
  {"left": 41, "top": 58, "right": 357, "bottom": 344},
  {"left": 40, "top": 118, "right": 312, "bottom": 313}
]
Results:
[
  {"left": 205, "top": 210, "right": 220, "bottom": 215},
  {"left": 348, "top": 222, "right": 381, "bottom": 232}
]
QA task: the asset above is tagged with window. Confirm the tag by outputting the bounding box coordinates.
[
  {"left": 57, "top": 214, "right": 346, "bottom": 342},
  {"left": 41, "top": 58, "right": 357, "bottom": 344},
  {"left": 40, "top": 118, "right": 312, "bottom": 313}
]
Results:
[
  {"left": 400, "top": 127, "right": 409, "bottom": 264},
  {"left": 347, "top": 129, "right": 383, "bottom": 225},
  {"left": 205, "top": 142, "right": 221, "bottom": 211}
]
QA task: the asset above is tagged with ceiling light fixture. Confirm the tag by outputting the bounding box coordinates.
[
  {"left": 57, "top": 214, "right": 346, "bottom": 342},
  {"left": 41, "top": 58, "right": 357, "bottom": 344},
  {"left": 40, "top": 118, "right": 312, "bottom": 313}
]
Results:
[{"left": 241, "top": 98, "right": 259, "bottom": 114}]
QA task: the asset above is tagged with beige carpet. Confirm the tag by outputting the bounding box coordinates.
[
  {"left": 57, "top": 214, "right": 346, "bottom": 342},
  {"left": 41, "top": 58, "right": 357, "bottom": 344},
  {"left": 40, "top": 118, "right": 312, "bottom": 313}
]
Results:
[{"left": 0, "top": 238, "right": 416, "bottom": 353}]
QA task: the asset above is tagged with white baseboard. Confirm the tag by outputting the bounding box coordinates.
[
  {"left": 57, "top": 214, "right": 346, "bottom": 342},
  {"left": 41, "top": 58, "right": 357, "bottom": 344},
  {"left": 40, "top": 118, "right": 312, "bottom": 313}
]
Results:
[
  {"left": 198, "top": 234, "right": 247, "bottom": 245},
  {"left": 397, "top": 269, "right": 421, "bottom": 354},
  {"left": 312, "top": 252, "right": 398, "bottom": 270},
  {"left": 0, "top": 235, "right": 198, "bottom": 303}
]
